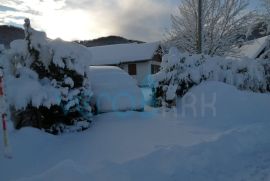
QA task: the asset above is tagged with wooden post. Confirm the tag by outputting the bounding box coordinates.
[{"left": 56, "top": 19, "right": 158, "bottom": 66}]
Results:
[{"left": 0, "top": 67, "right": 12, "bottom": 159}]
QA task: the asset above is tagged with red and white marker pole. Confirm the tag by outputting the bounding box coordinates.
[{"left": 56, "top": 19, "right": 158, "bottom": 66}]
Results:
[{"left": 0, "top": 68, "right": 12, "bottom": 159}]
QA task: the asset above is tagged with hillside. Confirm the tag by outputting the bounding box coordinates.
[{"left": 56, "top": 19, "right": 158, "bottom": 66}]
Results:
[
  {"left": 0, "top": 26, "right": 143, "bottom": 48},
  {"left": 75, "top": 35, "right": 144, "bottom": 47},
  {"left": 0, "top": 25, "right": 24, "bottom": 47}
]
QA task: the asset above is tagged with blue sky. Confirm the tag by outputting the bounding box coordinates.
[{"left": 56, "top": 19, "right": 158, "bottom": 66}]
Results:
[{"left": 0, "top": 0, "right": 262, "bottom": 42}]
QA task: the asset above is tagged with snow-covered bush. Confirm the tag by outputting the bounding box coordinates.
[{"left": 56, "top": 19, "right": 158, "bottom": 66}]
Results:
[
  {"left": 1, "top": 19, "right": 93, "bottom": 134},
  {"left": 151, "top": 47, "right": 269, "bottom": 107}
]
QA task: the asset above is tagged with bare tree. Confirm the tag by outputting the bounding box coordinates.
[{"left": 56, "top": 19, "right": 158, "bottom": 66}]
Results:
[
  {"left": 257, "top": 0, "right": 270, "bottom": 34},
  {"left": 167, "top": 0, "right": 254, "bottom": 56},
  {"left": 261, "top": 0, "right": 270, "bottom": 15}
]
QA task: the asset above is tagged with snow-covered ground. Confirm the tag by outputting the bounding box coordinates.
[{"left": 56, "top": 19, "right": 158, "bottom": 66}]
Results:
[{"left": 1, "top": 81, "right": 270, "bottom": 181}]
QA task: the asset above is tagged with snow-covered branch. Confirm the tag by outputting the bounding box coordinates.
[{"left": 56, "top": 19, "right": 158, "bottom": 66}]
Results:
[
  {"left": 151, "top": 48, "right": 270, "bottom": 107},
  {"left": 166, "top": 0, "right": 254, "bottom": 56}
]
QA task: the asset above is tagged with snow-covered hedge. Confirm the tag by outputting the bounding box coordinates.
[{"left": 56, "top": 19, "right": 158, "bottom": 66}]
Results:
[
  {"left": 1, "top": 19, "right": 93, "bottom": 134},
  {"left": 151, "top": 48, "right": 270, "bottom": 107}
]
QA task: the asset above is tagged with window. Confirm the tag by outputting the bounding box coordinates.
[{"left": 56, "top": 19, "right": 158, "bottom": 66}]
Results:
[
  {"left": 151, "top": 64, "right": 160, "bottom": 74},
  {"left": 128, "top": 64, "right": 137, "bottom": 75}
]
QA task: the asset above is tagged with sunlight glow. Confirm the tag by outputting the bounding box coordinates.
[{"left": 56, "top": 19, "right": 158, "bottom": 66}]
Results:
[
  {"left": 39, "top": 10, "right": 92, "bottom": 41},
  {"left": 36, "top": 9, "right": 113, "bottom": 41}
]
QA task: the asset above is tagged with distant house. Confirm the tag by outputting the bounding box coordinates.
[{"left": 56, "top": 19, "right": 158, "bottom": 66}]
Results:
[
  {"left": 229, "top": 35, "right": 270, "bottom": 59},
  {"left": 88, "top": 42, "right": 162, "bottom": 87}
]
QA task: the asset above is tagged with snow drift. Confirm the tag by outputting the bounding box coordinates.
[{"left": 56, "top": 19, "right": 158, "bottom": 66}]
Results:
[{"left": 89, "top": 66, "right": 144, "bottom": 113}]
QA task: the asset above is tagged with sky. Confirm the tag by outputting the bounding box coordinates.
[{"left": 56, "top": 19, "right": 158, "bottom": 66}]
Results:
[{"left": 0, "top": 0, "right": 260, "bottom": 42}]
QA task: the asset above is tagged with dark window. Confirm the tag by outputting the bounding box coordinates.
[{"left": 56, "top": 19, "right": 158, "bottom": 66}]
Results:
[
  {"left": 128, "top": 64, "right": 137, "bottom": 75},
  {"left": 151, "top": 64, "right": 160, "bottom": 74}
]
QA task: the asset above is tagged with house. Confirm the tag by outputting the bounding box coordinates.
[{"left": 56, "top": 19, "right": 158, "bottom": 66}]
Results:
[
  {"left": 229, "top": 35, "right": 270, "bottom": 59},
  {"left": 88, "top": 42, "right": 162, "bottom": 87},
  {"left": 89, "top": 66, "right": 144, "bottom": 113}
]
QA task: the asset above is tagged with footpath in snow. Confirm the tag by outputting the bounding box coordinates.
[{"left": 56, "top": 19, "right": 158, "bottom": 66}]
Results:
[{"left": 0, "top": 81, "right": 270, "bottom": 181}]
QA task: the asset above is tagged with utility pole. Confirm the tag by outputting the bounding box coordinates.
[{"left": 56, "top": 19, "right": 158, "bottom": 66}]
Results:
[{"left": 197, "top": 0, "right": 202, "bottom": 54}]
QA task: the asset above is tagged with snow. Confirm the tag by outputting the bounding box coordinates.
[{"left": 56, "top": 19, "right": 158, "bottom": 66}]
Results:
[
  {"left": 152, "top": 47, "right": 269, "bottom": 103},
  {"left": 64, "top": 77, "right": 74, "bottom": 88},
  {"left": 6, "top": 68, "right": 61, "bottom": 109},
  {"left": 90, "top": 122, "right": 270, "bottom": 181},
  {"left": 1, "top": 81, "right": 270, "bottom": 181},
  {"left": 50, "top": 39, "right": 92, "bottom": 74},
  {"left": 9, "top": 40, "right": 28, "bottom": 57},
  {"left": 0, "top": 44, "right": 5, "bottom": 52},
  {"left": 89, "top": 42, "right": 159, "bottom": 66},
  {"left": 13, "top": 23, "right": 92, "bottom": 73},
  {"left": 229, "top": 35, "right": 270, "bottom": 59},
  {"left": 2, "top": 25, "right": 93, "bottom": 118},
  {"left": 89, "top": 66, "right": 144, "bottom": 113},
  {"left": 140, "top": 87, "right": 153, "bottom": 106}
]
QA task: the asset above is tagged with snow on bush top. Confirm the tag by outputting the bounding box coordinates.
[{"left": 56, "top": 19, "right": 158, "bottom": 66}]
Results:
[
  {"left": 50, "top": 39, "right": 92, "bottom": 74},
  {"left": 152, "top": 47, "right": 269, "bottom": 104},
  {"left": 6, "top": 68, "right": 62, "bottom": 109},
  {"left": 21, "top": 20, "right": 91, "bottom": 74},
  {"left": 2, "top": 19, "right": 92, "bottom": 110}
]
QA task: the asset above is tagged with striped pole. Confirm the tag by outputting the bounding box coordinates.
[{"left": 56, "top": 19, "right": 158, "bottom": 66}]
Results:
[{"left": 0, "top": 68, "right": 12, "bottom": 159}]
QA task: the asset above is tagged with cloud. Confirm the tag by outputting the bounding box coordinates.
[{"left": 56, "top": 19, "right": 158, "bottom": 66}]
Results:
[
  {"left": 63, "top": 0, "right": 176, "bottom": 41},
  {"left": 0, "top": 0, "right": 179, "bottom": 41},
  {"left": 0, "top": 5, "right": 17, "bottom": 12}
]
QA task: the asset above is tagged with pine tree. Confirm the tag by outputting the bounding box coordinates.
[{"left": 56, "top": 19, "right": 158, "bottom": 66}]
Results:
[{"left": 7, "top": 19, "right": 93, "bottom": 134}]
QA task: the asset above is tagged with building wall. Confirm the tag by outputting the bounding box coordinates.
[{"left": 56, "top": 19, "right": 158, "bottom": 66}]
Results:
[{"left": 137, "top": 61, "right": 151, "bottom": 87}]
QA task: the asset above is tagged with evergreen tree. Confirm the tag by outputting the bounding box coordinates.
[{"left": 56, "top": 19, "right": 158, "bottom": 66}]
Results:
[{"left": 6, "top": 19, "right": 93, "bottom": 134}]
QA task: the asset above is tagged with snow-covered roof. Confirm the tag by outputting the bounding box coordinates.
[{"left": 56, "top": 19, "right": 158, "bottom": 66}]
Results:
[
  {"left": 229, "top": 36, "right": 270, "bottom": 59},
  {"left": 88, "top": 42, "right": 160, "bottom": 66}
]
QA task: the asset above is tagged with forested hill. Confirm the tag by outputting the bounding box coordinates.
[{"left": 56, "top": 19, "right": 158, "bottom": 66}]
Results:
[
  {"left": 0, "top": 25, "right": 24, "bottom": 47},
  {"left": 75, "top": 36, "right": 144, "bottom": 47}
]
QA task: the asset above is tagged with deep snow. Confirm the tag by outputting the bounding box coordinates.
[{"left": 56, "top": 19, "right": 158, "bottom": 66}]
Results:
[
  {"left": 0, "top": 81, "right": 270, "bottom": 181},
  {"left": 89, "top": 66, "right": 144, "bottom": 113}
]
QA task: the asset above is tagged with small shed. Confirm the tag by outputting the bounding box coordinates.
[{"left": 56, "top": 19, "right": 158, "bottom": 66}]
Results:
[
  {"left": 89, "top": 66, "right": 144, "bottom": 114},
  {"left": 88, "top": 42, "right": 162, "bottom": 87}
]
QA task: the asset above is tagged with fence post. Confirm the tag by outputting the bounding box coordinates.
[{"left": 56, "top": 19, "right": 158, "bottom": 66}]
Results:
[{"left": 0, "top": 67, "right": 12, "bottom": 159}]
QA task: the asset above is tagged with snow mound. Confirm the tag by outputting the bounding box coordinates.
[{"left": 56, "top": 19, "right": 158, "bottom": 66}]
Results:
[
  {"left": 177, "top": 81, "right": 270, "bottom": 128},
  {"left": 89, "top": 66, "right": 144, "bottom": 113}
]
